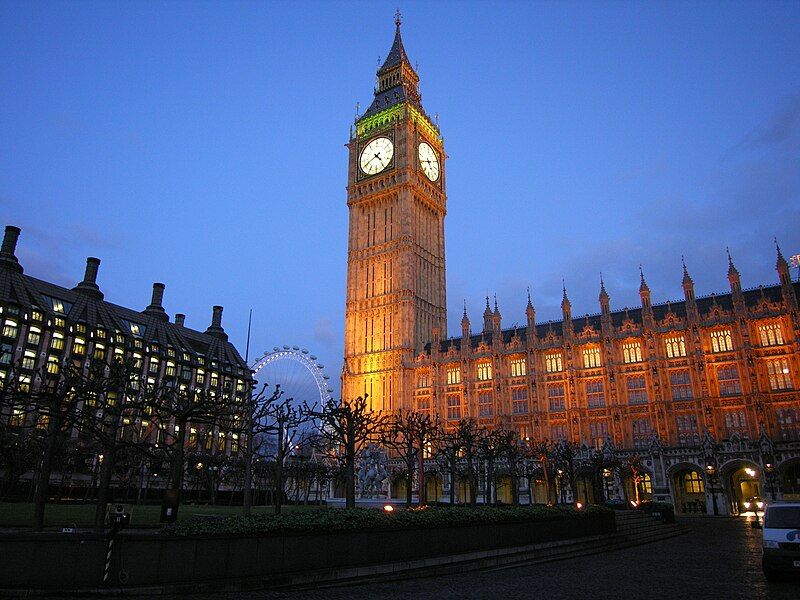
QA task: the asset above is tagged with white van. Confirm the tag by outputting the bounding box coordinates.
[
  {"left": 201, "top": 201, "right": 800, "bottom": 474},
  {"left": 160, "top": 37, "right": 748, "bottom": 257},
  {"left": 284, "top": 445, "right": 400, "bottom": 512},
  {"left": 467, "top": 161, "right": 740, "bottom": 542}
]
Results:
[{"left": 760, "top": 502, "right": 800, "bottom": 580}]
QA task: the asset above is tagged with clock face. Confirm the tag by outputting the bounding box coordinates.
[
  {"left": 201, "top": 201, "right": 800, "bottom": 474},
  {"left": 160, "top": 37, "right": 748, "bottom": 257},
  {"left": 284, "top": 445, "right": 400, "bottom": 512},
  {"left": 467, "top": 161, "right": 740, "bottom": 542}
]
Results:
[
  {"left": 418, "top": 142, "right": 440, "bottom": 181},
  {"left": 359, "top": 136, "right": 394, "bottom": 175}
]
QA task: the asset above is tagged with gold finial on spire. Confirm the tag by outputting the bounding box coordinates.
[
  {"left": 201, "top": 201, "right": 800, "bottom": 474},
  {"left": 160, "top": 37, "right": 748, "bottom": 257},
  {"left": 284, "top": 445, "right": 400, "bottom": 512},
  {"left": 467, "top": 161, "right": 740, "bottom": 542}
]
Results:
[{"left": 395, "top": 8, "right": 402, "bottom": 29}]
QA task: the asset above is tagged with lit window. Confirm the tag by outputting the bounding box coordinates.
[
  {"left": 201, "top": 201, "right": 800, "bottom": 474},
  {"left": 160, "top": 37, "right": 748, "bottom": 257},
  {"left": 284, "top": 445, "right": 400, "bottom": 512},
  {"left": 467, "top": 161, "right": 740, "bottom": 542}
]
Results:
[
  {"left": 640, "top": 473, "right": 653, "bottom": 495},
  {"left": 417, "top": 373, "right": 429, "bottom": 388},
  {"left": 27, "top": 327, "right": 41, "bottom": 346},
  {"left": 231, "top": 433, "right": 239, "bottom": 453},
  {"left": 622, "top": 341, "right": 642, "bottom": 364},
  {"left": 631, "top": 418, "right": 652, "bottom": 448},
  {"left": 31, "top": 310, "right": 42, "bottom": 321},
  {"left": 759, "top": 323, "right": 784, "bottom": 347},
  {"left": 417, "top": 397, "right": 430, "bottom": 411},
  {"left": 664, "top": 336, "right": 687, "bottom": 358},
  {"left": 149, "top": 357, "right": 159, "bottom": 374},
  {"left": 683, "top": 471, "right": 704, "bottom": 494},
  {"left": 54, "top": 317, "right": 66, "bottom": 328},
  {"left": 545, "top": 352, "right": 563, "bottom": 373},
  {"left": 478, "top": 391, "right": 493, "bottom": 417},
  {"left": 512, "top": 387, "right": 528, "bottom": 414},
  {"left": 510, "top": 357, "right": 526, "bottom": 377},
  {"left": 723, "top": 409, "right": 748, "bottom": 438},
  {"left": 627, "top": 375, "right": 647, "bottom": 405},
  {"left": 10, "top": 405, "right": 25, "bottom": 427},
  {"left": 586, "top": 379, "right": 605, "bottom": 408},
  {"left": 2, "top": 319, "right": 18, "bottom": 339},
  {"left": 675, "top": 414, "right": 699, "bottom": 446},
  {"left": 548, "top": 383, "right": 566, "bottom": 411},
  {"left": 197, "top": 369, "right": 206, "bottom": 385},
  {"left": 710, "top": 329, "right": 733, "bottom": 353},
  {"left": 582, "top": 347, "right": 601, "bottom": 368},
  {"left": 72, "top": 337, "right": 86, "bottom": 356},
  {"left": 18, "top": 374, "right": 31, "bottom": 392},
  {"left": 42, "top": 295, "right": 69, "bottom": 314},
  {"left": 476, "top": 362, "right": 492, "bottom": 381},
  {"left": 766, "top": 358, "right": 792, "bottom": 391},
  {"left": 550, "top": 423, "right": 567, "bottom": 441},
  {"left": 669, "top": 370, "right": 693, "bottom": 400},
  {"left": 22, "top": 349, "right": 36, "bottom": 370},
  {"left": 446, "top": 394, "right": 461, "bottom": 420},
  {"left": 132, "top": 353, "right": 143, "bottom": 369},
  {"left": 446, "top": 366, "right": 461, "bottom": 385},
  {"left": 717, "top": 365, "right": 741, "bottom": 396},
  {"left": 165, "top": 361, "right": 177, "bottom": 377},
  {"left": 217, "top": 431, "right": 226, "bottom": 452},
  {"left": 94, "top": 343, "right": 106, "bottom": 361},
  {"left": 47, "top": 354, "right": 60, "bottom": 375},
  {"left": 188, "top": 427, "right": 198, "bottom": 446}
]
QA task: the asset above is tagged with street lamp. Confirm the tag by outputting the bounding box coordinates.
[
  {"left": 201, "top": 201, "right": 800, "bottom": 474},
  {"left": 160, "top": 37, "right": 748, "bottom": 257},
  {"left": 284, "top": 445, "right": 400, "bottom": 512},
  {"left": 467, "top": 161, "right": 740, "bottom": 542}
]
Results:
[
  {"left": 705, "top": 463, "right": 719, "bottom": 516},
  {"left": 603, "top": 468, "right": 613, "bottom": 501},
  {"left": 764, "top": 461, "right": 777, "bottom": 501}
]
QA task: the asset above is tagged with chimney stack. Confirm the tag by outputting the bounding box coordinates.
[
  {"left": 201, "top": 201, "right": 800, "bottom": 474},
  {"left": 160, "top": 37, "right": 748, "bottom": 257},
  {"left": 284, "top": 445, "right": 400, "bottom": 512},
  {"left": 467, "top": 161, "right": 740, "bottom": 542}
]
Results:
[
  {"left": 205, "top": 305, "right": 227, "bottom": 339},
  {"left": 143, "top": 283, "right": 168, "bottom": 320},
  {"left": 73, "top": 257, "right": 104, "bottom": 298},
  {"left": 174, "top": 313, "right": 186, "bottom": 327},
  {"left": 0, "top": 225, "right": 23, "bottom": 273}
]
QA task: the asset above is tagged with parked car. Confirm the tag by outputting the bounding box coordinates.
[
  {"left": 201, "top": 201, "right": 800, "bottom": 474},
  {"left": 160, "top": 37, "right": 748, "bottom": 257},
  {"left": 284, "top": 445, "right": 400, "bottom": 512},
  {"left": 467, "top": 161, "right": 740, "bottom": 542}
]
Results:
[{"left": 757, "top": 502, "right": 800, "bottom": 580}]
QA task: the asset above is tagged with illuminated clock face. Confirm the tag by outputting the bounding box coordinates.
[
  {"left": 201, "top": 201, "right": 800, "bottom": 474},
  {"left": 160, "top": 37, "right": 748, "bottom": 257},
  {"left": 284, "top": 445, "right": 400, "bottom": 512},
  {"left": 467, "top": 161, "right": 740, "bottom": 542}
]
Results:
[
  {"left": 359, "top": 136, "right": 394, "bottom": 175},
  {"left": 418, "top": 142, "right": 440, "bottom": 181}
]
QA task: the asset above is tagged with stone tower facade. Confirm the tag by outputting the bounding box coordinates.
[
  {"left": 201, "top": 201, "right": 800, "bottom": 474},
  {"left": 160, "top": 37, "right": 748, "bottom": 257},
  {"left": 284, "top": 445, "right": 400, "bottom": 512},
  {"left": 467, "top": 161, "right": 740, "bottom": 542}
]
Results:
[{"left": 342, "top": 17, "right": 447, "bottom": 412}]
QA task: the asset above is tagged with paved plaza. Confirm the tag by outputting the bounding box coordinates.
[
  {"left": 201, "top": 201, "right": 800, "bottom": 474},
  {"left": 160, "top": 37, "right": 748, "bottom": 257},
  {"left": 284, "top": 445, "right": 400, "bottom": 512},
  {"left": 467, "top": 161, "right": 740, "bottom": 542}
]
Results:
[{"left": 204, "top": 518, "right": 798, "bottom": 600}]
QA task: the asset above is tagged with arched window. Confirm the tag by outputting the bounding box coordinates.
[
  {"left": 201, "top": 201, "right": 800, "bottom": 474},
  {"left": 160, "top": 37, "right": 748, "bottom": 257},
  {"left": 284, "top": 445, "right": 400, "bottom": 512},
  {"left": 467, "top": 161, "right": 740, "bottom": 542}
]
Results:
[
  {"left": 683, "top": 471, "right": 704, "bottom": 494},
  {"left": 639, "top": 473, "right": 653, "bottom": 495}
]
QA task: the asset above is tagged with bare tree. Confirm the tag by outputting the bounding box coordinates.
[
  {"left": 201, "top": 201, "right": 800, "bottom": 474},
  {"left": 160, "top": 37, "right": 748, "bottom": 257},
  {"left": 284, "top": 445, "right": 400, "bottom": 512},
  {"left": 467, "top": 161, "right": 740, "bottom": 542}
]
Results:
[
  {"left": 452, "top": 418, "right": 486, "bottom": 506},
  {"left": 382, "top": 409, "right": 439, "bottom": 507},
  {"left": 308, "top": 395, "right": 389, "bottom": 509},
  {"left": 433, "top": 426, "right": 462, "bottom": 504}
]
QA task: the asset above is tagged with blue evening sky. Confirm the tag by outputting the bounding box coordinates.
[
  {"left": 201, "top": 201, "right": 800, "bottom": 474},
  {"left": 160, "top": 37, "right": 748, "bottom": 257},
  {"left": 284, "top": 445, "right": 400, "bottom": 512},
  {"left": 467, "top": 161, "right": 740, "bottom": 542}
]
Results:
[{"left": 2, "top": 1, "right": 799, "bottom": 397}]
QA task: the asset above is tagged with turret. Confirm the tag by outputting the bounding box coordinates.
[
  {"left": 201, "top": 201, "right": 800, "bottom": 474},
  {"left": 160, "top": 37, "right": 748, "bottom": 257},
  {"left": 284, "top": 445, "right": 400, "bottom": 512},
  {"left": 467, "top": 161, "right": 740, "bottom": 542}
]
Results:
[
  {"left": 0, "top": 225, "right": 22, "bottom": 273},
  {"left": 682, "top": 257, "right": 699, "bottom": 321},
  {"left": 483, "top": 296, "right": 493, "bottom": 332},
  {"left": 639, "top": 266, "right": 654, "bottom": 328},
  {"left": 599, "top": 275, "right": 612, "bottom": 334},
  {"left": 525, "top": 288, "right": 536, "bottom": 330},
  {"left": 73, "top": 257, "right": 103, "bottom": 299},
  {"left": 727, "top": 248, "right": 745, "bottom": 313},
  {"left": 492, "top": 294, "right": 501, "bottom": 332},
  {"left": 776, "top": 239, "right": 798, "bottom": 310},
  {"left": 461, "top": 300, "right": 471, "bottom": 338},
  {"left": 561, "top": 283, "right": 572, "bottom": 332}
]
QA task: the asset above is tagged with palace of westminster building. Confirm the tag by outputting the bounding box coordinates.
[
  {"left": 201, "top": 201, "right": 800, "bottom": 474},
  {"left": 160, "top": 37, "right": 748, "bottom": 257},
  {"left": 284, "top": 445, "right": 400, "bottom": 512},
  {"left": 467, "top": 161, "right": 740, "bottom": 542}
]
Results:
[{"left": 342, "top": 17, "right": 800, "bottom": 512}]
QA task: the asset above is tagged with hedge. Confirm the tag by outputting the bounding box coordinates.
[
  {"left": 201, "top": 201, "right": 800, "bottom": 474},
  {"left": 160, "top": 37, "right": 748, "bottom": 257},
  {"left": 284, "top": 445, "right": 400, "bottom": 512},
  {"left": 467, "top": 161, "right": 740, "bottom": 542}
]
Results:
[{"left": 164, "top": 504, "right": 611, "bottom": 537}]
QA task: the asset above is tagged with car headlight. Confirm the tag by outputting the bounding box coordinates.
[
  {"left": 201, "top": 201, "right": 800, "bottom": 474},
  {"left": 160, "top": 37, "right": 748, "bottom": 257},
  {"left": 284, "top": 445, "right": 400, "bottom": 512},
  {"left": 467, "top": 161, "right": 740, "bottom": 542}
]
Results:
[{"left": 763, "top": 540, "right": 780, "bottom": 549}]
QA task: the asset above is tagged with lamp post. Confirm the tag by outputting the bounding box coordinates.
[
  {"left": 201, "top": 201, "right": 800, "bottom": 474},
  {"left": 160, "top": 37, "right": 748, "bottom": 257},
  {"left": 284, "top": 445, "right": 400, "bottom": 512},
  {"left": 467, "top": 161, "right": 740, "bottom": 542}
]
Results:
[
  {"left": 705, "top": 462, "right": 719, "bottom": 516},
  {"left": 603, "top": 468, "right": 613, "bottom": 502},
  {"left": 764, "top": 461, "right": 777, "bottom": 501}
]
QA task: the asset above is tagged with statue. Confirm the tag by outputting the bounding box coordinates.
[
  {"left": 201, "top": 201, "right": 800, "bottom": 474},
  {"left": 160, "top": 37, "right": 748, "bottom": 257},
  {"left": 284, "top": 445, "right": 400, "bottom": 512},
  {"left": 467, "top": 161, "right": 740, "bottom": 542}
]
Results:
[{"left": 356, "top": 443, "right": 389, "bottom": 499}]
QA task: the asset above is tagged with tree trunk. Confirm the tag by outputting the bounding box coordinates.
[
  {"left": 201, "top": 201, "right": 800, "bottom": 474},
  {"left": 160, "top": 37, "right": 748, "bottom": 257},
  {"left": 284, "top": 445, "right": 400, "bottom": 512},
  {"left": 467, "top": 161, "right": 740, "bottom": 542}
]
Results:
[
  {"left": 417, "top": 436, "right": 426, "bottom": 505},
  {"left": 33, "top": 415, "right": 61, "bottom": 531},
  {"left": 467, "top": 455, "right": 477, "bottom": 507},
  {"left": 405, "top": 469, "right": 413, "bottom": 507},
  {"left": 275, "top": 421, "right": 284, "bottom": 515},
  {"left": 449, "top": 461, "right": 456, "bottom": 504},
  {"left": 486, "top": 460, "right": 494, "bottom": 505},
  {"left": 93, "top": 448, "right": 115, "bottom": 534},
  {"left": 345, "top": 452, "right": 355, "bottom": 509},
  {"left": 243, "top": 424, "right": 254, "bottom": 516},
  {"left": 161, "top": 424, "right": 186, "bottom": 521}
]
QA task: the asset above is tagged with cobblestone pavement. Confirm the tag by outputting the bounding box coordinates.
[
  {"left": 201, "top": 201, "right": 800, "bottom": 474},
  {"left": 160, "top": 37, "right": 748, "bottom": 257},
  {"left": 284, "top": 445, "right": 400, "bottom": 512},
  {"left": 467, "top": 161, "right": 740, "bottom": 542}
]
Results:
[{"left": 206, "top": 518, "right": 799, "bottom": 600}]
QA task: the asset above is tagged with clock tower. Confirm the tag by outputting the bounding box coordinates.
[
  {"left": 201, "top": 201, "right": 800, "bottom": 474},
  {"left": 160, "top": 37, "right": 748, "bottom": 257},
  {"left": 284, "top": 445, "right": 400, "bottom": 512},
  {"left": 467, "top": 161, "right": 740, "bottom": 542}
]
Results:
[{"left": 342, "top": 15, "right": 447, "bottom": 412}]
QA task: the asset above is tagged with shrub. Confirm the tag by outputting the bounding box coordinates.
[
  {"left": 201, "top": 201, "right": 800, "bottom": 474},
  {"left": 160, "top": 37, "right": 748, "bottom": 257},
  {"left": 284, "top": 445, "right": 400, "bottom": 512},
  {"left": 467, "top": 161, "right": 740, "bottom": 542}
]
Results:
[{"left": 163, "top": 504, "right": 611, "bottom": 537}]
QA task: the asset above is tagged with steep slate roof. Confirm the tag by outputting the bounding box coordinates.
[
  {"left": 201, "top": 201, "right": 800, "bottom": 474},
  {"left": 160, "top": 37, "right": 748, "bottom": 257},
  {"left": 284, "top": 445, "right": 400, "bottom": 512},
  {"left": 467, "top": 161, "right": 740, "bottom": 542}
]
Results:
[
  {"left": 423, "top": 282, "right": 798, "bottom": 355},
  {"left": 0, "top": 260, "right": 249, "bottom": 374}
]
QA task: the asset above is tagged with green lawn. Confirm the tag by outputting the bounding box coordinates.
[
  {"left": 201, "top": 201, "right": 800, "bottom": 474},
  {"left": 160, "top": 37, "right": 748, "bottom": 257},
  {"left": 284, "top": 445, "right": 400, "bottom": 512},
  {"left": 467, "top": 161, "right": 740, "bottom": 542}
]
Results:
[{"left": 0, "top": 502, "right": 324, "bottom": 529}]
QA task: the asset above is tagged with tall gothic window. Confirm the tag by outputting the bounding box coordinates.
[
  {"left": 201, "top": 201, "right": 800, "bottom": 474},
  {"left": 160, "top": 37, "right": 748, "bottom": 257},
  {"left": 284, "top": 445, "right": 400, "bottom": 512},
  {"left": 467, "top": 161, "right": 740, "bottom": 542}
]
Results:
[
  {"left": 776, "top": 408, "right": 800, "bottom": 441},
  {"left": 675, "top": 414, "right": 700, "bottom": 446},
  {"left": 510, "top": 357, "right": 526, "bottom": 377},
  {"left": 582, "top": 347, "right": 601, "bottom": 368},
  {"left": 766, "top": 358, "right": 792, "bottom": 390},
  {"left": 586, "top": 379, "right": 605, "bottom": 408},
  {"left": 476, "top": 362, "right": 492, "bottom": 381},
  {"left": 723, "top": 409, "right": 748, "bottom": 438},
  {"left": 759, "top": 322, "right": 784, "bottom": 347},
  {"left": 622, "top": 341, "right": 642, "bottom": 364},
  {"left": 664, "top": 335, "right": 687, "bottom": 358},
  {"left": 446, "top": 394, "right": 461, "bottom": 420},
  {"left": 670, "top": 370, "right": 693, "bottom": 400},
  {"left": 710, "top": 329, "right": 733, "bottom": 353},
  {"left": 684, "top": 471, "right": 705, "bottom": 493},
  {"left": 478, "top": 391, "right": 493, "bottom": 417},
  {"left": 550, "top": 423, "right": 567, "bottom": 441},
  {"left": 627, "top": 375, "right": 647, "bottom": 405},
  {"left": 548, "top": 383, "right": 566, "bottom": 411},
  {"left": 512, "top": 387, "right": 528, "bottom": 414},
  {"left": 446, "top": 366, "right": 461, "bottom": 385},
  {"left": 631, "top": 419, "right": 652, "bottom": 449},
  {"left": 590, "top": 421, "right": 609, "bottom": 449},
  {"left": 545, "top": 352, "right": 563, "bottom": 373},
  {"left": 717, "top": 365, "right": 741, "bottom": 396}
]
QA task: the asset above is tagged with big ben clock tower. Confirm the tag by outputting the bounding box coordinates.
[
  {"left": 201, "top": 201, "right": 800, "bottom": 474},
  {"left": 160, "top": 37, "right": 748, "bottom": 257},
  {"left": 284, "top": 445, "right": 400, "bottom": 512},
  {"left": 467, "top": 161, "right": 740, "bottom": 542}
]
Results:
[{"left": 342, "top": 14, "right": 447, "bottom": 412}]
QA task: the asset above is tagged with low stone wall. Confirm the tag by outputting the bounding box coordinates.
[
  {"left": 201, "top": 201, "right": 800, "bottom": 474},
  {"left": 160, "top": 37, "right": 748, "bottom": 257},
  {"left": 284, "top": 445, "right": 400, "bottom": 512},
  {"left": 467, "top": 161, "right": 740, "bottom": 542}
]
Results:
[{"left": 0, "top": 512, "right": 614, "bottom": 593}]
